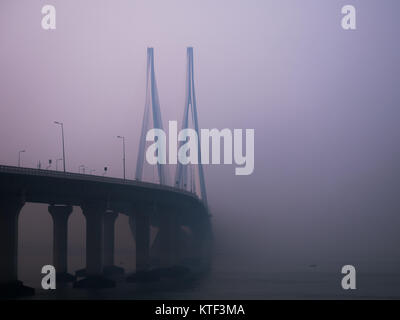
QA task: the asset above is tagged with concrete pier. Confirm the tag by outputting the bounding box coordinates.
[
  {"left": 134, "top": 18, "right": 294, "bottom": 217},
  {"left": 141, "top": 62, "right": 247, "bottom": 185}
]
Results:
[
  {"left": 126, "top": 205, "right": 153, "bottom": 283},
  {"left": 135, "top": 211, "right": 150, "bottom": 272},
  {"left": 48, "top": 205, "right": 74, "bottom": 282},
  {"left": 74, "top": 202, "right": 115, "bottom": 288},
  {"left": 0, "top": 194, "right": 34, "bottom": 297},
  {"left": 158, "top": 208, "right": 180, "bottom": 267},
  {"left": 103, "top": 211, "right": 124, "bottom": 275},
  {"left": 190, "top": 217, "right": 213, "bottom": 268}
]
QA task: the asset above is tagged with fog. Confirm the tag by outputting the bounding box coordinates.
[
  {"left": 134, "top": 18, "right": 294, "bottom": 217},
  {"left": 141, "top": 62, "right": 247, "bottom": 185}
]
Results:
[{"left": 1, "top": 0, "right": 400, "bottom": 290}]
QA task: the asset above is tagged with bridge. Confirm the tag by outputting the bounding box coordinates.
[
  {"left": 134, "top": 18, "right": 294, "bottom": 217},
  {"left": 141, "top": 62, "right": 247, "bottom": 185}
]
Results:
[{"left": 0, "top": 48, "right": 212, "bottom": 297}]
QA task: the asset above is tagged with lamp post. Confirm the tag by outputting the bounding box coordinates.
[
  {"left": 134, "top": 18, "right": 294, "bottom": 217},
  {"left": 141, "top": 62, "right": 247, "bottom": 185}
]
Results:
[
  {"left": 117, "top": 136, "right": 126, "bottom": 180},
  {"left": 56, "top": 158, "right": 63, "bottom": 171},
  {"left": 46, "top": 159, "right": 52, "bottom": 170},
  {"left": 18, "top": 150, "right": 25, "bottom": 167},
  {"left": 54, "top": 121, "right": 66, "bottom": 172},
  {"left": 79, "top": 165, "right": 85, "bottom": 174}
]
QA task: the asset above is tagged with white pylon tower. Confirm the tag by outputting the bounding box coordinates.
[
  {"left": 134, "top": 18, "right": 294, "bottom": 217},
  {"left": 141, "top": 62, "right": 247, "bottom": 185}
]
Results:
[
  {"left": 175, "top": 47, "right": 208, "bottom": 206},
  {"left": 135, "top": 48, "right": 168, "bottom": 185}
]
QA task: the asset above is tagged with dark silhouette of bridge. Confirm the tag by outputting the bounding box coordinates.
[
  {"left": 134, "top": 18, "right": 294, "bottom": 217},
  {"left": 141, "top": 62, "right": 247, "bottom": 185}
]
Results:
[{"left": 0, "top": 48, "right": 212, "bottom": 297}]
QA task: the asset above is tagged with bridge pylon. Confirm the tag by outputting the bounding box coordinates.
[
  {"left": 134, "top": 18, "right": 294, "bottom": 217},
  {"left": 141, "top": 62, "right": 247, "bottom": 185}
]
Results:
[
  {"left": 175, "top": 47, "right": 208, "bottom": 206},
  {"left": 135, "top": 48, "right": 168, "bottom": 185}
]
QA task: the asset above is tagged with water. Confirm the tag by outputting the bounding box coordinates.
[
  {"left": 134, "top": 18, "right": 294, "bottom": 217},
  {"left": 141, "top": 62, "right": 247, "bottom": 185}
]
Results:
[{"left": 19, "top": 253, "right": 400, "bottom": 300}]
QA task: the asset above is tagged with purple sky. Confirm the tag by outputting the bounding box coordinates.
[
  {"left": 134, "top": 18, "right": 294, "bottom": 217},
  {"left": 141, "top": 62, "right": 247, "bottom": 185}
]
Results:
[{"left": 1, "top": 0, "right": 400, "bottom": 278}]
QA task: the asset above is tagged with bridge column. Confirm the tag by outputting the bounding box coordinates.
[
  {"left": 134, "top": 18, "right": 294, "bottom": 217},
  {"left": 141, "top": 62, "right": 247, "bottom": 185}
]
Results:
[
  {"left": 48, "top": 205, "right": 74, "bottom": 282},
  {"left": 126, "top": 204, "right": 153, "bottom": 282},
  {"left": 135, "top": 210, "right": 150, "bottom": 272},
  {"left": 103, "top": 211, "right": 124, "bottom": 275},
  {"left": 74, "top": 202, "right": 115, "bottom": 288},
  {"left": 157, "top": 207, "right": 180, "bottom": 267},
  {"left": 0, "top": 194, "right": 34, "bottom": 298},
  {"left": 189, "top": 214, "right": 213, "bottom": 269}
]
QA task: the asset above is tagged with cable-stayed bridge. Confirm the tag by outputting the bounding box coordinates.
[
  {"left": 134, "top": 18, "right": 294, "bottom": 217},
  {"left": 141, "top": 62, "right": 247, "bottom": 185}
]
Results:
[{"left": 0, "top": 48, "right": 212, "bottom": 297}]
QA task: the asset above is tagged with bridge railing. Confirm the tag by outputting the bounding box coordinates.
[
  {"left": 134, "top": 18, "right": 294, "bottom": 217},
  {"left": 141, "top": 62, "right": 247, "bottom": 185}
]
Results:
[{"left": 0, "top": 164, "right": 200, "bottom": 200}]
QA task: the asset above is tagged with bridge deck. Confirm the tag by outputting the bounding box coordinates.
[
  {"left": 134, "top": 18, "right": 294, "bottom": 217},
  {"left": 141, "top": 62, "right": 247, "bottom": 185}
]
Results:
[{"left": 0, "top": 165, "right": 207, "bottom": 215}]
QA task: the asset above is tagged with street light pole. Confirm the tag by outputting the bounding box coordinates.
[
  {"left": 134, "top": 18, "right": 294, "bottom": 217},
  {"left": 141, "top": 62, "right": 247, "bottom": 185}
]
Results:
[
  {"left": 56, "top": 158, "right": 63, "bottom": 171},
  {"left": 79, "top": 165, "right": 85, "bottom": 174},
  {"left": 117, "top": 136, "right": 126, "bottom": 180},
  {"left": 54, "top": 121, "right": 66, "bottom": 173},
  {"left": 18, "top": 150, "right": 25, "bottom": 167}
]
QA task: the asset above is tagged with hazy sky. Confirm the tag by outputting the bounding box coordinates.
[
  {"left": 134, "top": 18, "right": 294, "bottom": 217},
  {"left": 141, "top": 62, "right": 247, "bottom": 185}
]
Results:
[{"left": 1, "top": 0, "right": 400, "bottom": 278}]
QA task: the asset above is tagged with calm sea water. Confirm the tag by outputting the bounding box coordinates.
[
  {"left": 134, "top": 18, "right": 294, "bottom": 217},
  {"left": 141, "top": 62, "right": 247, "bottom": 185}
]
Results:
[{"left": 18, "top": 253, "right": 400, "bottom": 300}]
